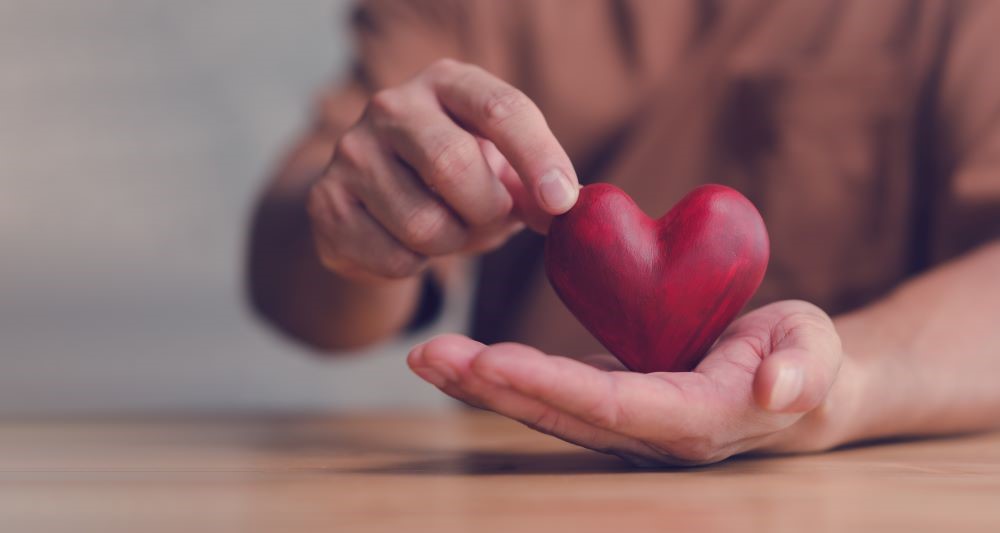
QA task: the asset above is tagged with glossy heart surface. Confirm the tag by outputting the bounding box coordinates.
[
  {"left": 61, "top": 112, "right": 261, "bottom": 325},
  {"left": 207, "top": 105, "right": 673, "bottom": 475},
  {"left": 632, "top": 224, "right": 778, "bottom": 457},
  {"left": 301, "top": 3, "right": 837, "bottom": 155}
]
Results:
[{"left": 544, "top": 183, "right": 769, "bottom": 373}]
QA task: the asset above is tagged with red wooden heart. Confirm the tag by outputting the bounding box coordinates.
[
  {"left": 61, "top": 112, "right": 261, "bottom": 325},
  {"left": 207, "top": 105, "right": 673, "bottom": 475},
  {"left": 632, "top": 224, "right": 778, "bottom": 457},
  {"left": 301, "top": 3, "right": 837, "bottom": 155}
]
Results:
[{"left": 544, "top": 183, "right": 769, "bottom": 373}]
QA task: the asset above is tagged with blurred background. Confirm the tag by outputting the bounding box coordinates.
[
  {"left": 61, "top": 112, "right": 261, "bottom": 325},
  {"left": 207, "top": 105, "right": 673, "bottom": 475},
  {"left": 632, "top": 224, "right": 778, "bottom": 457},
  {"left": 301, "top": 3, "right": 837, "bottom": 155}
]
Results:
[{"left": 0, "top": 0, "right": 458, "bottom": 414}]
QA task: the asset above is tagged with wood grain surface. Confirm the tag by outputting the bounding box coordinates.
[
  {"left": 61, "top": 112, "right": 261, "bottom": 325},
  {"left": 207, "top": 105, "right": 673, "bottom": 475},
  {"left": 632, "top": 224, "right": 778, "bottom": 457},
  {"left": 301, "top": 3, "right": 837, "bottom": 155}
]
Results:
[{"left": 2, "top": 411, "right": 998, "bottom": 532}]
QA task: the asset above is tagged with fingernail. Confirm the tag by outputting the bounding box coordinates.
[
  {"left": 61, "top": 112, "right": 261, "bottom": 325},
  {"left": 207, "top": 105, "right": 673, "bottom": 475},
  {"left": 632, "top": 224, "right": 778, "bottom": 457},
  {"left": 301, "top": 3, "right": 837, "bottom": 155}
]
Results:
[
  {"left": 538, "top": 169, "right": 578, "bottom": 213},
  {"left": 768, "top": 365, "right": 803, "bottom": 411},
  {"left": 413, "top": 366, "right": 449, "bottom": 388}
]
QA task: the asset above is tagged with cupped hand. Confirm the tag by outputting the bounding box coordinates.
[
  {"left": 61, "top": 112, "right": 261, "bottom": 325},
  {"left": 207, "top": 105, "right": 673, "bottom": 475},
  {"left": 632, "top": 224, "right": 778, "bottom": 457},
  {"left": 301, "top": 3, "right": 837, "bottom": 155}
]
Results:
[
  {"left": 307, "top": 58, "right": 579, "bottom": 283},
  {"left": 408, "top": 300, "right": 858, "bottom": 466}
]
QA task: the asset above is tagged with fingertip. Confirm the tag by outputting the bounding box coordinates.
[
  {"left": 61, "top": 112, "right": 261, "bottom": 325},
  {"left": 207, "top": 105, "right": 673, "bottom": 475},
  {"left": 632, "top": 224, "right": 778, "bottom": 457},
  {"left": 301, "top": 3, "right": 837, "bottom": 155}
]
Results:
[
  {"left": 406, "top": 341, "right": 428, "bottom": 368},
  {"left": 414, "top": 334, "right": 484, "bottom": 380},
  {"left": 759, "top": 361, "right": 805, "bottom": 412},
  {"left": 406, "top": 333, "right": 469, "bottom": 365},
  {"left": 755, "top": 348, "right": 836, "bottom": 413},
  {"left": 536, "top": 168, "right": 579, "bottom": 214}
]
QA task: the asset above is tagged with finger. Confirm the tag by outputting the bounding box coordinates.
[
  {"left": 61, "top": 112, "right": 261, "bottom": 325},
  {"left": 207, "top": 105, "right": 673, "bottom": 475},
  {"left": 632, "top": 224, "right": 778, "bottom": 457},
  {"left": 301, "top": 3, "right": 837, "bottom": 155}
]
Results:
[
  {"left": 752, "top": 301, "right": 844, "bottom": 413},
  {"left": 367, "top": 87, "right": 512, "bottom": 227},
  {"left": 406, "top": 333, "right": 483, "bottom": 389},
  {"left": 429, "top": 60, "right": 580, "bottom": 216},
  {"left": 456, "top": 139, "right": 531, "bottom": 249},
  {"left": 478, "top": 138, "right": 550, "bottom": 233},
  {"left": 422, "top": 338, "right": 713, "bottom": 442},
  {"left": 307, "top": 177, "right": 426, "bottom": 280},
  {"left": 341, "top": 132, "right": 468, "bottom": 256},
  {"left": 407, "top": 335, "right": 653, "bottom": 458}
]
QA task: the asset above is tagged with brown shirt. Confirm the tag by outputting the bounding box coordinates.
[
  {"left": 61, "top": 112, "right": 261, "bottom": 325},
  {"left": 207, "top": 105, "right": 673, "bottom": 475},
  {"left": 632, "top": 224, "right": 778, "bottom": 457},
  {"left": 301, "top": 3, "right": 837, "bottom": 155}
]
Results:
[{"left": 332, "top": 0, "right": 1000, "bottom": 357}]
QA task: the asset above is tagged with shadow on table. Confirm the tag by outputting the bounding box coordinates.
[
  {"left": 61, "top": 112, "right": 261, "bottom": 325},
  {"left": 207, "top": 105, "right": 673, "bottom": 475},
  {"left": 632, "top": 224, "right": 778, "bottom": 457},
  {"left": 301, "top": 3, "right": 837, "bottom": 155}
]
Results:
[
  {"left": 347, "top": 450, "right": 643, "bottom": 475},
  {"left": 340, "top": 450, "right": 776, "bottom": 476},
  {"left": 257, "top": 422, "right": 777, "bottom": 476},
  {"left": 331, "top": 433, "right": 978, "bottom": 477}
]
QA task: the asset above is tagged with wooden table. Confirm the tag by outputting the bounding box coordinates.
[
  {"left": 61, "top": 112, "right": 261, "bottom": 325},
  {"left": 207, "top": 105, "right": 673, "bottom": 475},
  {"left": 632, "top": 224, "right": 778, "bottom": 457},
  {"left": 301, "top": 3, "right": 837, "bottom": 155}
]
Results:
[{"left": 2, "top": 412, "right": 999, "bottom": 532}]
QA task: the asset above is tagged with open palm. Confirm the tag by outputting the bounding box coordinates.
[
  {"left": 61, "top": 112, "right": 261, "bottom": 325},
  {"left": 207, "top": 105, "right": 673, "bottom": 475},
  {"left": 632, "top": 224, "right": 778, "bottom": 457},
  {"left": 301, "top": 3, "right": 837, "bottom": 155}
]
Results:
[{"left": 408, "top": 300, "right": 848, "bottom": 465}]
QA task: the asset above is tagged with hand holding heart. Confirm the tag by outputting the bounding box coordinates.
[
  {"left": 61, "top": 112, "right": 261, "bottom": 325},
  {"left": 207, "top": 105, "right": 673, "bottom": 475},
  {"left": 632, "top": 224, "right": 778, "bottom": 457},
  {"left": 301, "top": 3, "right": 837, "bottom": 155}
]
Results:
[
  {"left": 409, "top": 299, "right": 848, "bottom": 465},
  {"left": 409, "top": 184, "right": 850, "bottom": 465}
]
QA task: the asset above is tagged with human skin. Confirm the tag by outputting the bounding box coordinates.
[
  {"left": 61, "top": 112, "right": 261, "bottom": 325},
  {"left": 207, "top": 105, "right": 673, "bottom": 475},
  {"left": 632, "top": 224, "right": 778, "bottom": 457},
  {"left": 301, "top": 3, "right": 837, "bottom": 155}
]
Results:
[
  {"left": 408, "top": 243, "right": 1000, "bottom": 465},
  {"left": 248, "top": 59, "right": 577, "bottom": 350},
  {"left": 249, "top": 60, "right": 1000, "bottom": 464}
]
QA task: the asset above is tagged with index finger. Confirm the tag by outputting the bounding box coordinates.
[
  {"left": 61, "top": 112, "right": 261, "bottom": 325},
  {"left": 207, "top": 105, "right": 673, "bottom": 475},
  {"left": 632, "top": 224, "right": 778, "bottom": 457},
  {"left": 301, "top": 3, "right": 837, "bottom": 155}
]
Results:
[{"left": 427, "top": 60, "right": 580, "bottom": 216}]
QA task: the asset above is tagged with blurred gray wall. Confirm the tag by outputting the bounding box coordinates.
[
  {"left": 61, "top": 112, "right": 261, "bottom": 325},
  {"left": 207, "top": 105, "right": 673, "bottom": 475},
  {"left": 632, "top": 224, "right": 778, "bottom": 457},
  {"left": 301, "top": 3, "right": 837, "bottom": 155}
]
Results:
[{"left": 0, "top": 1, "right": 459, "bottom": 413}]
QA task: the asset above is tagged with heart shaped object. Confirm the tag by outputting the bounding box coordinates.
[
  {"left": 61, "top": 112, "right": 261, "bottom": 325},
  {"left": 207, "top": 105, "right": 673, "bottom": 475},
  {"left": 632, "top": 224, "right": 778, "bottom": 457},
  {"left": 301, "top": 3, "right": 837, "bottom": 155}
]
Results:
[{"left": 544, "top": 183, "right": 769, "bottom": 373}]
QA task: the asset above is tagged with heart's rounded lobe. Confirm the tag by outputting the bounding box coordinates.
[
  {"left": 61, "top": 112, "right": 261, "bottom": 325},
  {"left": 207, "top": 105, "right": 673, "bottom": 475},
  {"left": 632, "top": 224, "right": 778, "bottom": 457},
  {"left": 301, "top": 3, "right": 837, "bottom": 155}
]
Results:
[{"left": 544, "top": 183, "right": 769, "bottom": 373}]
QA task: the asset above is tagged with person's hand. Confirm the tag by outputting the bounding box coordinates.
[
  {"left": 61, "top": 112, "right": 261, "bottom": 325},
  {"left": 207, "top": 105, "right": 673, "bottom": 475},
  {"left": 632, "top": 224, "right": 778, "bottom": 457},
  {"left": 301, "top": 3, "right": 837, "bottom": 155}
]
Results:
[
  {"left": 306, "top": 59, "right": 579, "bottom": 283},
  {"left": 407, "top": 300, "right": 860, "bottom": 466}
]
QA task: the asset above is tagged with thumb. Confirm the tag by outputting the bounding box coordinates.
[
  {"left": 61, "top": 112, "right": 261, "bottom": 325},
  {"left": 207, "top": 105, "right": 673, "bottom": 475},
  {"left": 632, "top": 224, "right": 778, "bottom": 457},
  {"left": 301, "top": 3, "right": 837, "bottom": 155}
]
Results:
[{"left": 752, "top": 305, "right": 843, "bottom": 413}]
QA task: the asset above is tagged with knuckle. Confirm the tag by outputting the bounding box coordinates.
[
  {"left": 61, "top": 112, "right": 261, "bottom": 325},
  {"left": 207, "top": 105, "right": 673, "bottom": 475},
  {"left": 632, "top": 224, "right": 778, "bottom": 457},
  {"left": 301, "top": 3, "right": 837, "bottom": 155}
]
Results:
[
  {"left": 774, "top": 302, "right": 841, "bottom": 350},
  {"left": 334, "top": 129, "right": 369, "bottom": 168},
  {"left": 367, "top": 88, "right": 403, "bottom": 118},
  {"left": 427, "top": 137, "right": 479, "bottom": 189},
  {"left": 427, "top": 57, "right": 463, "bottom": 76},
  {"left": 306, "top": 180, "right": 348, "bottom": 227},
  {"left": 787, "top": 300, "right": 832, "bottom": 322},
  {"left": 401, "top": 206, "right": 454, "bottom": 252},
  {"left": 578, "top": 374, "right": 626, "bottom": 428},
  {"left": 587, "top": 400, "right": 623, "bottom": 429},
  {"left": 483, "top": 194, "right": 515, "bottom": 224},
  {"left": 482, "top": 87, "right": 534, "bottom": 127}
]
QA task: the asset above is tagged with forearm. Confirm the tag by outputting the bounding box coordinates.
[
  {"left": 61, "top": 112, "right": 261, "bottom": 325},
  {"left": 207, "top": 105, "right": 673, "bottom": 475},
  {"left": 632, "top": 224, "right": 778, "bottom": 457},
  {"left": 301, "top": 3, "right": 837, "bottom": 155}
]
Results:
[
  {"left": 247, "top": 128, "right": 422, "bottom": 351},
  {"left": 833, "top": 241, "right": 1000, "bottom": 444}
]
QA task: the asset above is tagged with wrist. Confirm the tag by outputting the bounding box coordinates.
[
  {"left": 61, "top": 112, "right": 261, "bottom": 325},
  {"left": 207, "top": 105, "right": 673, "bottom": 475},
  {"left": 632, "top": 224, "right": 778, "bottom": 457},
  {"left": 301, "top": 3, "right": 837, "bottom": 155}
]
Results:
[
  {"left": 822, "top": 308, "right": 905, "bottom": 448},
  {"left": 815, "top": 346, "right": 874, "bottom": 450},
  {"left": 771, "top": 312, "right": 885, "bottom": 453}
]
